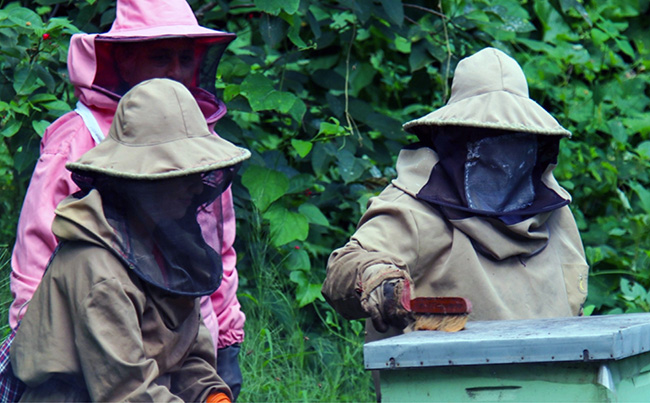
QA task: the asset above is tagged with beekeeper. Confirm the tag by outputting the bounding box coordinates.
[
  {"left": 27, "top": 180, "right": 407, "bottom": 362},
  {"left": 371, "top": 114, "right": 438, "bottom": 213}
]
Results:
[
  {"left": 9, "top": 0, "right": 246, "bottom": 398},
  {"left": 10, "top": 79, "right": 250, "bottom": 403},
  {"left": 323, "top": 47, "right": 589, "bottom": 336}
]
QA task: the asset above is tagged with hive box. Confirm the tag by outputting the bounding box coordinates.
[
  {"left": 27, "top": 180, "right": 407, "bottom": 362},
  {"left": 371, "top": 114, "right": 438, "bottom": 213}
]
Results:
[{"left": 364, "top": 313, "right": 650, "bottom": 402}]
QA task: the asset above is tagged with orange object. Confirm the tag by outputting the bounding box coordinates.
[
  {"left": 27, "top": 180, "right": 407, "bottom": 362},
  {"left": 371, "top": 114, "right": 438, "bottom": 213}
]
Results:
[
  {"left": 206, "top": 392, "right": 231, "bottom": 403},
  {"left": 410, "top": 297, "right": 472, "bottom": 332}
]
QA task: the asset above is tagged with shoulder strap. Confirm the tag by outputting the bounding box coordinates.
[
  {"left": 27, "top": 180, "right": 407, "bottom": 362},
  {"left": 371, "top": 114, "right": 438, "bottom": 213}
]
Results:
[{"left": 74, "top": 101, "right": 105, "bottom": 145}]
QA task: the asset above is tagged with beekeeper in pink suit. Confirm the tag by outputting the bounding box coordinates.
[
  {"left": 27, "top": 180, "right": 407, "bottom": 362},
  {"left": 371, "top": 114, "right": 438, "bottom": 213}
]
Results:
[{"left": 9, "top": 0, "right": 245, "bottom": 398}]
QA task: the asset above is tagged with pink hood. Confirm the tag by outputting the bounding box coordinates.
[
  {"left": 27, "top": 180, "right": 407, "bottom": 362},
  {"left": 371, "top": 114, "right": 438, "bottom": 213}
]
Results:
[{"left": 67, "top": 0, "right": 235, "bottom": 121}]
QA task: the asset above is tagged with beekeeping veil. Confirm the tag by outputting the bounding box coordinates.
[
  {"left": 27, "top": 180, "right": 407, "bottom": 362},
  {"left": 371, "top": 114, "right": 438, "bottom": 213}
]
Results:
[
  {"left": 67, "top": 78, "right": 250, "bottom": 296},
  {"left": 402, "top": 47, "right": 572, "bottom": 223}
]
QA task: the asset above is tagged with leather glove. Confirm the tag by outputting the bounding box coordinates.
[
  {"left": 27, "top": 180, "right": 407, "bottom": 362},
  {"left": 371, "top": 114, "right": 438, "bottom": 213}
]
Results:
[{"left": 358, "top": 265, "right": 414, "bottom": 332}]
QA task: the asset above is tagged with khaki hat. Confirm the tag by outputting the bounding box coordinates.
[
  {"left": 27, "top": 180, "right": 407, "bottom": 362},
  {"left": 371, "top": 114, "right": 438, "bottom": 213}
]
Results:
[
  {"left": 67, "top": 78, "right": 250, "bottom": 179},
  {"left": 403, "top": 47, "right": 571, "bottom": 137}
]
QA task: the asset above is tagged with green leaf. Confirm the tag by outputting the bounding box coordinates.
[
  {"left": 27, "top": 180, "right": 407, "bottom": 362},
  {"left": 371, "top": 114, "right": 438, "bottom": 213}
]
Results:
[
  {"left": 285, "top": 14, "right": 307, "bottom": 48},
  {"left": 608, "top": 228, "right": 626, "bottom": 237},
  {"left": 623, "top": 115, "right": 650, "bottom": 136},
  {"left": 286, "top": 247, "right": 311, "bottom": 272},
  {"left": 629, "top": 182, "right": 650, "bottom": 215},
  {"left": 615, "top": 38, "right": 635, "bottom": 58},
  {"left": 13, "top": 66, "right": 40, "bottom": 95},
  {"left": 289, "top": 270, "right": 324, "bottom": 307},
  {"left": 380, "top": 0, "right": 404, "bottom": 26},
  {"left": 559, "top": 0, "right": 592, "bottom": 26},
  {"left": 31, "top": 119, "right": 49, "bottom": 136},
  {"left": 291, "top": 139, "right": 312, "bottom": 158},
  {"left": 241, "top": 165, "right": 289, "bottom": 212},
  {"left": 222, "top": 84, "right": 241, "bottom": 102},
  {"left": 287, "top": 97, "right": 306, "bottom": 123},
  {"left": 287, "top": 173, "right": 313, "bottom": 194},
  {"left": 45, "top": 16, "right": 81, "bottom": 33},
  {"left": 42, "top": 100, "right": 71, "bottom": 114},
  {"left": 591, "top": 28, "right": 609, "bottom": 47},
  {"left": 0, "top": 120, "right": 21, "bottom": 138},
  {"left": 636, "top": 141, "right": 650, "bottom": 159},
  {"left": 349, "top": 63, "right": 376, "bottom": 97},
  {"left": 337, "top": 149, "right": 366, "bottom": 184},
  {"left": 255, "top": 0, "right": 299, "bottom": 15},
  {"left": 240, "top": 74, "right": 275, "bottom": 111},
  {"left": 607, "top": 120, "right": 627, "bottom": 143},
  {"left": 365, "top": 113, "right": 403, "bottom": 140},
  {"left": 259, "top": 14, "right": 286, "bottom": 48},
  {"left": 28, "top": 93, "right": 57, "bottom": 103},
  {"left": 296, "top": 282, "right": 324, "bottom": 307},
  {"left": 264, "top": 91, "right": 296, "bottom": 113},
  {"left": 409, "top": 41, "right": 433, "bottom": 72},
  {"left": 317, "top": 118, "right": 347, "bottom": 137},
  {"left": 298, "top": 203, "right": 330, "bottom": 227},
  {"left": 263, "top": 205, "right": 309, "bottom": 246},
  {"left": 7, "top": 7, "right": 43, "bottom": 29},
  {"left": 533, "top": 0, "right": 576, "bottom": 42},
  {"left": 394, "top": 36, "right": 410, "bottom": 53},
  {"left": 311, "top": 142, "right": 336, "bottom": 177},
  {"left": 254, "top": 0, "right": 281, "bottom": 15},
  {"left": 33, "top": 63, "right": 54, "bottom": 91}
]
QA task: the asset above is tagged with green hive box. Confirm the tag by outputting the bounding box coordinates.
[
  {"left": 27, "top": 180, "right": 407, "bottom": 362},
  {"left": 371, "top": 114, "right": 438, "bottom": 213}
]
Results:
[{"left": 364, "top": 313, "right": 650, "bottom": 402}]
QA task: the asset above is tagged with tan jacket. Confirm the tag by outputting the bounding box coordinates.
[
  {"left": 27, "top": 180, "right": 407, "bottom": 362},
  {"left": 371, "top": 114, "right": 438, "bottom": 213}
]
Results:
[
  {"left": 11, "top": 190, "right": 231, "bottom": 402},
  {"left": 323, "top": 147, "right": 588, "bottom": 333}
]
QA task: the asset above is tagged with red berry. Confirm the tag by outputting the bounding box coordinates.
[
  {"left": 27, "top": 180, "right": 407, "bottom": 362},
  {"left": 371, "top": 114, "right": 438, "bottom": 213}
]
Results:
[{"left": 42, "top": 33, "right": 50, "bottom": 40}]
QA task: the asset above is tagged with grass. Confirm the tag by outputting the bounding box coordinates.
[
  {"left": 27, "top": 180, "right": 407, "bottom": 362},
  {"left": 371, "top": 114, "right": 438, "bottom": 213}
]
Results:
[
  {"left": 238, "top": 292, "right": 374, "bottom": 402},
  {"left": 235, "top": 210, "right": 375, "bottom": 402},
  {"left": 1, "top": 245, "right": 12, "bottom": 338}
]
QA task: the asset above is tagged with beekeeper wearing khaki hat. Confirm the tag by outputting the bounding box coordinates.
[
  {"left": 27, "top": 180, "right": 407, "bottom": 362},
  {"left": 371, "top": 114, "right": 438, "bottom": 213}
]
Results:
[
  {"left": 323, "top": 45, "right": 588, "bottom": 357},
  {"left": 11, "top": 78, "right": 249, "bottom": 403}
]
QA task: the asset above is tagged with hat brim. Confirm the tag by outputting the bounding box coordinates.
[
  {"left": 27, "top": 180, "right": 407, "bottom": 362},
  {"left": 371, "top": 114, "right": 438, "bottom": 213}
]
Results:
[
  {"left": 403, "top": 91, "right": 571, "bottom": 137},
  {"left": 66, "top": 133, "right": 251, "bottom": 180},
  {"left": 95, "top": 26, "right": 236, "bottom": 44}
]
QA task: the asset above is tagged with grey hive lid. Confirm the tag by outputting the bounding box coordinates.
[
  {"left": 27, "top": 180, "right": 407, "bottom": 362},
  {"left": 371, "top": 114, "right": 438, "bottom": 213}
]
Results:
[{"left": 364, "top": 313, "right": 650, "bottom": 369}]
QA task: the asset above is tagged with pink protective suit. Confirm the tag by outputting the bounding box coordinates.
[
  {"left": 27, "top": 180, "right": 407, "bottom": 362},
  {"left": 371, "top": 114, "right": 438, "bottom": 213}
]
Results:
[{"left": 9, "top": 0, "right": 245, "bottom": 352}]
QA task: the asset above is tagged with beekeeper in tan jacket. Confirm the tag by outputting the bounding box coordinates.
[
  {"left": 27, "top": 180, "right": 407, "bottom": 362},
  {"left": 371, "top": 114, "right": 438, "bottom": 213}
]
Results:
[
  {"left": 10, "top": 78, "right": 250, "bottom": 402},
  {"left": 322, "top": 47, "right": 588, "bottom": 340}
]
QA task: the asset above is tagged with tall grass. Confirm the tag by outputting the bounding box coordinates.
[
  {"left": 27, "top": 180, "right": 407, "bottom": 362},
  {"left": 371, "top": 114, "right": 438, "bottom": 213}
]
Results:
[
  {"left": 236, "top": 208, "right": 375, "bottom": 403},
  {"left": 238, "top": 292, "right": 374, "bottom": 402},
  {"left": 0, "top": 245, "right": 12, "bottom": 338}
]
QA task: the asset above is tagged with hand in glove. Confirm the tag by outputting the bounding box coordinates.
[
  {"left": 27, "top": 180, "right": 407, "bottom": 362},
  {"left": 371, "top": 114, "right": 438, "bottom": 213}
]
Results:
[{"left": 358, "top": 265, "right": 414, "bottom": 332}]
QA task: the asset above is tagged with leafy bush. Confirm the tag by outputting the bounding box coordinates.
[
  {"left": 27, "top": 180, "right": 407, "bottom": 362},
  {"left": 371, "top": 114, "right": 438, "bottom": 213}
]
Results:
[
  {"left": 210, "top": 0, "right": 650, "bottom": 316},
  {"left": 0, "top": 3, "right": 79, "bottom": 240}
]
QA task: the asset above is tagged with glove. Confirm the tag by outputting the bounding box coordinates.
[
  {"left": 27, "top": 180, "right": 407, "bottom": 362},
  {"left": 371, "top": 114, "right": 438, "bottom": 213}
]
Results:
[
  {"left": 206, "top": 392, "right": 231, "bottom": 403},
  {"left": 358, "top": 265, "right": 414, "bottom": 332}
]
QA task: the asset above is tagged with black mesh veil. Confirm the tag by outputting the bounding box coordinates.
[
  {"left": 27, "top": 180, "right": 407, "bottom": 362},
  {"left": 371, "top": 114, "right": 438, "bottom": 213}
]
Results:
[
  {"left": 73, "top": 166, "right": 238, "bottom": 297},
  {"left": 93, "top": 39, "right": 231, "bottom": 98}
]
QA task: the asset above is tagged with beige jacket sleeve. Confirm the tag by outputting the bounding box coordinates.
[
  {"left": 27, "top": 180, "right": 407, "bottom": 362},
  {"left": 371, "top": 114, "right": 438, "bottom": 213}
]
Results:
[
  {"left": 322, "top": 185, "right": 449, "bottom": 319},
  {"left": 171, "top": 322, "right": 233, "bottom": 402}
]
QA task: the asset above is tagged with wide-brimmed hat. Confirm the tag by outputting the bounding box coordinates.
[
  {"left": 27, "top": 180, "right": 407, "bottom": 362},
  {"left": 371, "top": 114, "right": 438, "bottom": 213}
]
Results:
[
  {"left": 67, "top": 78, "right": 250, "bottom": 179},
  {"left": 403, "top": 47, "right": 571, "bottom": 137},
  {"left": 95, "top": 0, "right": 235, "bottom": 44},
  {"left": 68, "top": 0, "right": 235, "bottom": 99}
]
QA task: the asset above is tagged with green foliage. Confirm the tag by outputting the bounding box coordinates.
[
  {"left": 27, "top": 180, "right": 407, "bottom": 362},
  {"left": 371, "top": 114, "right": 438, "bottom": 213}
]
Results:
[
  {"left": 0, "top": 2, "right": 80, "bottom": 241},
  {"left": 207, "top": 0, "right": 650, "bottom": 318},
  {"left": 0, "top": 0, "right": 650, "bottom": 400},
  {"left": 236, "top": 220, "right": 372, "bottom": 402},
  {"left": 0, "top": 246, "right": 11, "bottom": 338}
]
